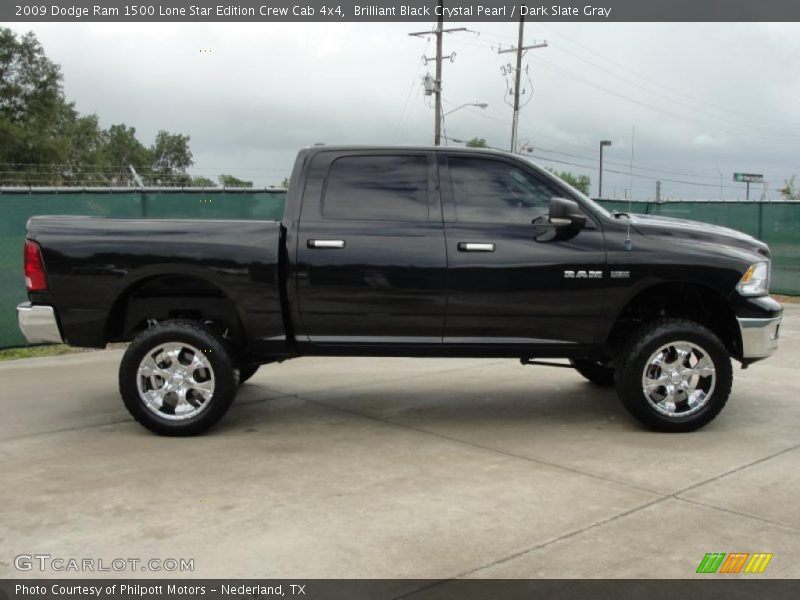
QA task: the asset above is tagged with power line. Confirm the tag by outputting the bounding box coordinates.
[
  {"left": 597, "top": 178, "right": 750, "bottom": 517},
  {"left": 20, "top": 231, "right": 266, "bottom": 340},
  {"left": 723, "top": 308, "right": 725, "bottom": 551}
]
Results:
[
  {"left": 543, "top": 43, "right": 800, "bottom": 138},
  {"left": 396, "top": 37, "right": 431, "bottom": 132},
  {"left": 524, "top": 153, "right": 747, "bottom": 190},
  {"left": 539, "top": 23, "right": 795, "bottom": 130},
  {"left": 529, "top": 55, "right": 800, "bottom": 141},
  {"left": 451, "top": 25, "right": 800, "bottom": 141},
  {"left": 444, "top": 130, "right": 752, "bottom": 192},
  {"left": 531, "top": 146, "right": 722, "bottom": 180},
  {"left": 446, "top": 103, "right": 737, "bottom": 182}
]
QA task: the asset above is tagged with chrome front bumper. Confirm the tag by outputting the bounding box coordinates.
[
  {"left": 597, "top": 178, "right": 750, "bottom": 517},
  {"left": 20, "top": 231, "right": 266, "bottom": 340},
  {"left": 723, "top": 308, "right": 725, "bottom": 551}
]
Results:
[
  {"left": 17, "top": 303, "right": 64, "bottom": 344},
  {"left": 737, "top": 316, "right": 781, "bottom": 359}
]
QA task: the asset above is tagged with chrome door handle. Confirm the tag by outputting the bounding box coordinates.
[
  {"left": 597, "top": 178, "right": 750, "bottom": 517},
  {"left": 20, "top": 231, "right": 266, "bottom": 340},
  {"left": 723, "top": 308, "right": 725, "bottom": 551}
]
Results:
[
  {"left": 458, "top": 242, "right": 495, "bottom": 252},
  {"left": 307, "top": 239, "right": 345, "bottom": 249}
]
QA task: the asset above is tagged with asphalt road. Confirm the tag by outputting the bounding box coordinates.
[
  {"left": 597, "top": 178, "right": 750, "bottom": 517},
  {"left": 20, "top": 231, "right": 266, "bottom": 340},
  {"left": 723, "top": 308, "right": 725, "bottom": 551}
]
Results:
[{"left": 1, "top": 305, "right": 798, "bottom": 579}]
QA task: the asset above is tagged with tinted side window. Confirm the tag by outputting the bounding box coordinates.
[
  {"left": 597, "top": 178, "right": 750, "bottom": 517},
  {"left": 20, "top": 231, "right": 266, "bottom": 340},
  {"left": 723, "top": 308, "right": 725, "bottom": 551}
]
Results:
[
  {"left": 448, "top": 157, "right": 557, "bottom": 224},
  {"left": 323, "top": 155, "right": 429, "bottom": 221}
]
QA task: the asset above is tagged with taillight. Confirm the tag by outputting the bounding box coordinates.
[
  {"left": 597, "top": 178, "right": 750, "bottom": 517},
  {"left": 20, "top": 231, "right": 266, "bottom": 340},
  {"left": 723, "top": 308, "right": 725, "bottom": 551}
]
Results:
[{"left": 24, "top": 240, "right": 48, "bottom": 292}]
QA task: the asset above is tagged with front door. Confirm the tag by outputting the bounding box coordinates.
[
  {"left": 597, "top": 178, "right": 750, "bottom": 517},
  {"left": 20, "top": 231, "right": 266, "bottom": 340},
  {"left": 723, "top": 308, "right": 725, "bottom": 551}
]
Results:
[
  {"left": 296, "top": 150, "right": 447, "bottom": 345},
  {"left": 441, "top": 153, "right": 607, "bottom": 347}
]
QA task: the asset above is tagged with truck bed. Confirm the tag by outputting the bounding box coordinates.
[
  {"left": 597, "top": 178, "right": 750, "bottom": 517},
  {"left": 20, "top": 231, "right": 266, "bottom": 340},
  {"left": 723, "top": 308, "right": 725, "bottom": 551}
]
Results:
[{"left": 26, "top": 216, "right": 286, "bottom": 349}]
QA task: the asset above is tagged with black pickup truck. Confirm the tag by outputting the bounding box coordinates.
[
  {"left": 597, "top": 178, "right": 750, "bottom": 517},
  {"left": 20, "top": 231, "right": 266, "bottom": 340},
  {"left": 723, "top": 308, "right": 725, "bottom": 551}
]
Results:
[{"left": 18, "top": 146, "right": 782, "bottom": 435}]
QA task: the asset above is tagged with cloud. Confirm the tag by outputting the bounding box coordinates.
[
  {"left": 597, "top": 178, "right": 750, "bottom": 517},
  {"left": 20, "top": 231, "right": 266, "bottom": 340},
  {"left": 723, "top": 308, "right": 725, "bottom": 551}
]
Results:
[{"left": 8, "top": 21, "right": 800, "bottom": 199}]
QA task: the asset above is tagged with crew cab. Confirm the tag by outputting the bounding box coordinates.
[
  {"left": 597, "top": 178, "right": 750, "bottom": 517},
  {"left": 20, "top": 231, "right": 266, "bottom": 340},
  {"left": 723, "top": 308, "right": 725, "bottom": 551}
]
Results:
[{"left": 18, "top": 146, "right": 782, "bottom": 435}]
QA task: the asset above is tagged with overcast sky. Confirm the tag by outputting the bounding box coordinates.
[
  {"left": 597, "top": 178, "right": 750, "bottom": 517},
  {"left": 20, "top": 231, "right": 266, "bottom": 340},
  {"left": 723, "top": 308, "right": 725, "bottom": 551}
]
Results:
[{"left": 9, "top": 21, "right": 800, "bottom": 200}]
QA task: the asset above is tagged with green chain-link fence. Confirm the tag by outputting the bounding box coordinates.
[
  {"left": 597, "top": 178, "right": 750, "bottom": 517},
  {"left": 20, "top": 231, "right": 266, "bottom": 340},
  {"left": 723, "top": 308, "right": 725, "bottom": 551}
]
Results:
[
  {"left": 0, "top": 188, "right": 286, "bottom": 348},
  {"left": 1, "top": 191, "right": 797, "bottom": 348}
]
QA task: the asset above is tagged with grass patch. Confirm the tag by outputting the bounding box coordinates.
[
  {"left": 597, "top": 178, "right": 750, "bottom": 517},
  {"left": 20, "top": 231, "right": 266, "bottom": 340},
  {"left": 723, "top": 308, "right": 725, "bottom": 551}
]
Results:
[
  {"left": 0, "top": 344, "right": 83, "bottom": 361},
  {"left": 774, "top": 294, "right": 799, "bottom": 304}
]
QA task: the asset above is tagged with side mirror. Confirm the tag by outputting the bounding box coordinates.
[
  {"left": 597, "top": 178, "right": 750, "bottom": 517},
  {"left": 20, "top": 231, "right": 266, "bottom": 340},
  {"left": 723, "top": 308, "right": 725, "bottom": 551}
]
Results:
[{"left": 548, "top": 197, "right": 587, "bottom": 230}]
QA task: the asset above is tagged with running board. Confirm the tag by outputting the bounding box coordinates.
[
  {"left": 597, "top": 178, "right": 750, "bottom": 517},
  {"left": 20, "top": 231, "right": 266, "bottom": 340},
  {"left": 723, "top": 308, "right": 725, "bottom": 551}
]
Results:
[{"left": 520, "top": 358, "right": 574, "bottom": 368}]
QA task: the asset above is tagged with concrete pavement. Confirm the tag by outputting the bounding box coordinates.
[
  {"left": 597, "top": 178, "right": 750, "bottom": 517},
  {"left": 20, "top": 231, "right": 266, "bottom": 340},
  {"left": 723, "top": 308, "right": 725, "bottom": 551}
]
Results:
[{"left": 1, "top": 305, "right": 798, "bottom": 579}]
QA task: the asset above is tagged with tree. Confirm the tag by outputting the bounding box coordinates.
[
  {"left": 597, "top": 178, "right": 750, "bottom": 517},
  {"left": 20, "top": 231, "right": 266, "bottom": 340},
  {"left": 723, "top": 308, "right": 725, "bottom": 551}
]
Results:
[
  {"left": 279, "top": 177, "right": 289, "bottom": 189},
  {"left": 0, "top": 29, "right": 64, "bottom": 123},
  {"left": 190, "top": 175, "right": 216, "bottom": 187},
  {"left": 466, "top": 137, "right": 488, "bottom": 148},
  {"left": 0, "top": 28, "right": 197, "bottom": 187},
  {"left": 779, "top": 176, "right": 798, "bottom": 200},
  {"left": 218, "top": 174, "right": 253, "bottom": 188},
  {"left": 105, "top": 123, "right": 152, "bottom": 185},
  {"left": 0, "top": 28, "right": 75, "bottom": 184},
  {"left": 62, "top": 114, "right": 109, "bottom": 185},
  {"left": 547, "top": 168, "right": 591, "bottom": 195},
  {"left": 151, "top": 130, "right": 193, "bottom": 186}
]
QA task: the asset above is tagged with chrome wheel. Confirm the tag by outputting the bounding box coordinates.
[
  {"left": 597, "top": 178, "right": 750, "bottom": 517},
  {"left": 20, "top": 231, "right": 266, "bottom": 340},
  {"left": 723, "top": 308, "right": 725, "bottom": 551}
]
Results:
[
  {"left": 136, "top": 342, "right": 215, "bottom": 420},
  {"left": 641, "top": 341, "right": 716, "bottom": 418}
]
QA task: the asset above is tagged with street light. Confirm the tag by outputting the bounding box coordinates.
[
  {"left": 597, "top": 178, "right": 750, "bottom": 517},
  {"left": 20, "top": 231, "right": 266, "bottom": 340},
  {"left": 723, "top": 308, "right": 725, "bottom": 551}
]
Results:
[
  {"left": 598, "top": 140, "right": 612, "bottom": 198},
  {"left": 440, "top": 103, "right": 488, "bottom": 146},
  {"left": 443, "top": 102, "right": 488, "bottom": 117}
]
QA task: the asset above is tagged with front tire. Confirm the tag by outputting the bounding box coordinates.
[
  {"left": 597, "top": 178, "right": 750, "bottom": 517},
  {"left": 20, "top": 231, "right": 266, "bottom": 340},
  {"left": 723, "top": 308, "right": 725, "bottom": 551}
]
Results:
[
  {"left": 614, "top": 318, "right": 732, "bottom": 432},
  {"left": 119, "top": 320, "right": 239, "bottom": 436}
]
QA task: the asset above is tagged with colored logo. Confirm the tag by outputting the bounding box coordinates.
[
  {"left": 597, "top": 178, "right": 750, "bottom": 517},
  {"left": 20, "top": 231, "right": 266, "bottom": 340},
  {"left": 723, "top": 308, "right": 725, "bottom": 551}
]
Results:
[{"left": 696, "top": 552, "right": 773, "bottom": 574}]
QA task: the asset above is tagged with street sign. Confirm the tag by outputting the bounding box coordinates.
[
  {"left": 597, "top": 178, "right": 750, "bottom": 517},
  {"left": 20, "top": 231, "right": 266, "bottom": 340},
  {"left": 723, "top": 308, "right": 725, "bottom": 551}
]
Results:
[{"left": 733, "top": 173, "right": 764, "bottom": 183}]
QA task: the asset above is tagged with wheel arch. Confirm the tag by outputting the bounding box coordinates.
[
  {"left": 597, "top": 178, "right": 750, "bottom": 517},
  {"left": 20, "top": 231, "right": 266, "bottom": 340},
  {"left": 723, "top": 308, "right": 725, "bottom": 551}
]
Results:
[
  {"left": 603, "top": 281, "right": 741, "bottom": 359},
  {"left": 106, "top": 271, "right": 246, "bottom": 344}
]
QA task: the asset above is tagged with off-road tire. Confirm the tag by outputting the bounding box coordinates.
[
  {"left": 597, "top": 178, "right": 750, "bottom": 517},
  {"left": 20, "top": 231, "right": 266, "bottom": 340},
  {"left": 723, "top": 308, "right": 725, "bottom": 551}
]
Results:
[
  {"left": 119, "top": 320, "right": 239, "bottom": 436},
  {"left": 614, "top": 318, "right": 732, "bottom": 432},
  {"left": 571, "top": 359, "right": 615, "bottom": 387}
]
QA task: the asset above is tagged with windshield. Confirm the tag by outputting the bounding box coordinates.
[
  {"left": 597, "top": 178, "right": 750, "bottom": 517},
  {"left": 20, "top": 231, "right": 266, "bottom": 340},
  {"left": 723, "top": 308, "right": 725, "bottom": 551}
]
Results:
[{"left": 521, "top": 157, "right": 613, "bottom": 219}]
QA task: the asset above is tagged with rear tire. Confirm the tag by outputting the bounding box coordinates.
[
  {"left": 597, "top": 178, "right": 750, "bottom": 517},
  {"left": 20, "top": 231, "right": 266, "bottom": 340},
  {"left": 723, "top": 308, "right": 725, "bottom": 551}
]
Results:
[
  {"left": 614, "top": 318, "right": 732, "bottom": 432},
  {"left": 119, "top": 320, "right": 239, "bottom": 436},
  {"left": 571, "top": 359, "right": 615, "bottom": 387}
]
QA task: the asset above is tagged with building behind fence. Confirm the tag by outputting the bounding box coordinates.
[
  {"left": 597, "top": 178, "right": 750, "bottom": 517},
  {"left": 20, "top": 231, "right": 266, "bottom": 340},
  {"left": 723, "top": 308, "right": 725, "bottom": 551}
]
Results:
[{"left": 0, "top": 189, "right": 797, "bottom": 349}]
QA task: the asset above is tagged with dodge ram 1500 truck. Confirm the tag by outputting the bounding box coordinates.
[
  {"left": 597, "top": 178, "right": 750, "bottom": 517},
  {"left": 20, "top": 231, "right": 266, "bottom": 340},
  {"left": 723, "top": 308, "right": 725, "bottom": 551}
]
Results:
[{"left": 18, "top": 146, "right": 782, "bottom": 436}]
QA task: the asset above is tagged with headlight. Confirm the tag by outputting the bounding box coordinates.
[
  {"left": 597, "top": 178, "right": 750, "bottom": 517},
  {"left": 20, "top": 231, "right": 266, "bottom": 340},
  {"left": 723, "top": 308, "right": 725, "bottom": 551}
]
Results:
[{"left": 736, "top": 261, "right": 770, "bottom": 296}]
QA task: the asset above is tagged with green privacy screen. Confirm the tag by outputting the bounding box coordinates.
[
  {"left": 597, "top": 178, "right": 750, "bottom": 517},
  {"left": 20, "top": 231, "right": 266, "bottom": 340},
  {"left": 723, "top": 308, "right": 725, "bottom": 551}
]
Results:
[
  {"left": 0, "top": 191, "right": 796, "bottom": 348},
  {"left": 0, "top": 188, "right": 286, "bottom": 348}
]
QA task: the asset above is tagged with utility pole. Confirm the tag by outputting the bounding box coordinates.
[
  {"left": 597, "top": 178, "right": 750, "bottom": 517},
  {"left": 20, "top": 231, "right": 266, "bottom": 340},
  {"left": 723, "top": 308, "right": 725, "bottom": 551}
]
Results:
[
  {"left": 656, "top": 180, "right": 661, "bottom": 203},
  {"left": 409, "top": 2, "right": 466, "bottom": 146},
  {"left": 434, "top": 9, "right": 443, "bottom": 145},
  {"left": 498, "top": 15, "right": 546, "bottom": 152}
]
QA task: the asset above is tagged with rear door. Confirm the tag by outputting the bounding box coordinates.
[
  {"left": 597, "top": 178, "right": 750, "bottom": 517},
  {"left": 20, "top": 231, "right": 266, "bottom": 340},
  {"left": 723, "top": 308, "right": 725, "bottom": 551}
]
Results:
[
  {"left": 295, "top": 150, "right": 447, "bottom": 345},
  {"left": 441, "top": 153, "right": 607, "bottom": 347}
]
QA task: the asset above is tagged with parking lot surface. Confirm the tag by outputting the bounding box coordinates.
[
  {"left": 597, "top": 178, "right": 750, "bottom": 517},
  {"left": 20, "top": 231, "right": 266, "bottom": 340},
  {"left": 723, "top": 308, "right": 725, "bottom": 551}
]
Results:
[{"left": 1, "top": 305, "right": 798, "bottom": 579}]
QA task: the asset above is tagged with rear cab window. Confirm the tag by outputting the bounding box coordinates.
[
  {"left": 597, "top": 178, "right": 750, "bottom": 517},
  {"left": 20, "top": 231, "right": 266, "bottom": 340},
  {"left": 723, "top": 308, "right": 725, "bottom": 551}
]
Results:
[{"left": 323, "top": 155, "right": 430, "bottom": 221}]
